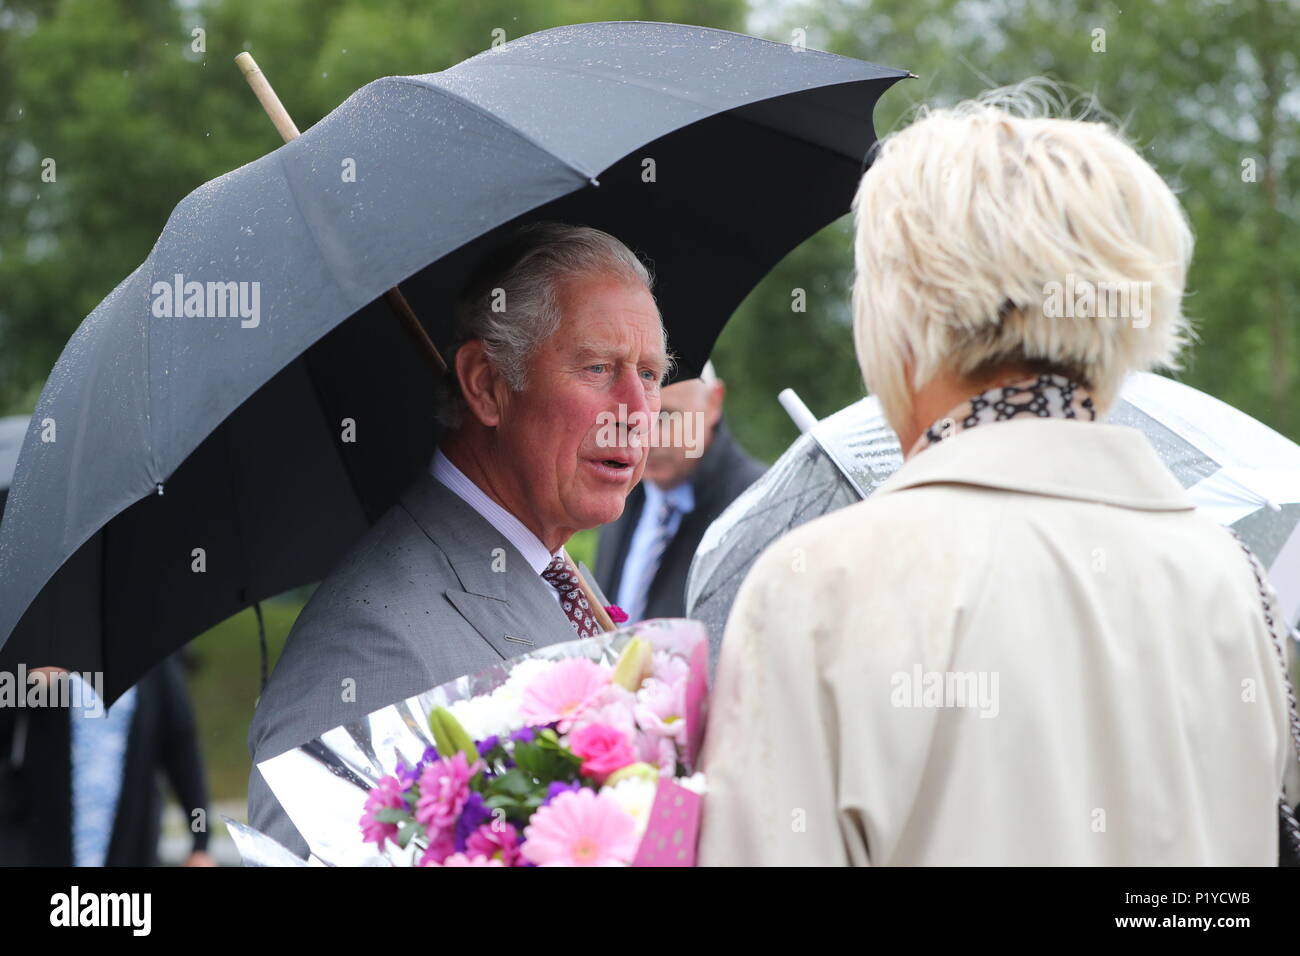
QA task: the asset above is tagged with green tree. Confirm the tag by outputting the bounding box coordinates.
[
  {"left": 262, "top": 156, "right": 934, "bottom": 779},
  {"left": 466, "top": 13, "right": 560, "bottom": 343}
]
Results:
[
  {"left": 716, "top": 0, "right": 1299, "bottom": 461},
  {"left": 0, "top": 0, "right": 744, "bottom": 413}
]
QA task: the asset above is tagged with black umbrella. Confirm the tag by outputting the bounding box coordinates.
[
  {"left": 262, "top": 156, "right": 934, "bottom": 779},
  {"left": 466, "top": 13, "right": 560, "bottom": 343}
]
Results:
[{"left": 0, "top": 21, "right": 907, "bottom": 704}]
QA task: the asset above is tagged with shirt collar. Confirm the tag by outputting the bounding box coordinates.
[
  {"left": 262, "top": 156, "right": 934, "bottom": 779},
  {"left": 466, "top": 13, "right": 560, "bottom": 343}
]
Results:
[
  {"left": 643, "top": 477, "right": 695, "bottom": 516},
  {"left": 430, "top": 449, "right": 557, "bottom": 575}
]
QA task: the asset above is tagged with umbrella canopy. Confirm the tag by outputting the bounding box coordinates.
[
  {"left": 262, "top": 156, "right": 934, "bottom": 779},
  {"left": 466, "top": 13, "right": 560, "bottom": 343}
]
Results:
[
  {"left": 0, "top": 21, "right": 907, "bottom": 703},
  {"left": 687, "top": 372, "right": 1300, "bottom": 661}
]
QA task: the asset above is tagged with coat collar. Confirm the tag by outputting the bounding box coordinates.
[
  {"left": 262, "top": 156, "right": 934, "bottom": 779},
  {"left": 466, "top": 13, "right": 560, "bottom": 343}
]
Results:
[
  {"left": 397, "top": 472, "right": 576, "bottom": 653},
  {"left": 874, "top": 417, "right": 1195, "bottom": 512}
]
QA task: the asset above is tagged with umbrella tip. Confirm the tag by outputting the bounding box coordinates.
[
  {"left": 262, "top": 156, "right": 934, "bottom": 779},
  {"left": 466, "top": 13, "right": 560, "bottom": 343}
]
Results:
[
  {"left": 588, "top": 176, "right": 600, "bottom": 187},
  {"left": 156, "top": 483, "right": 164, "bottom": 496}
]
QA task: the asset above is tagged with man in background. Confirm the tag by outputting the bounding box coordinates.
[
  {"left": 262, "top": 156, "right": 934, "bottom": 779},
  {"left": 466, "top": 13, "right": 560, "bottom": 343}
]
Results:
[{"left": 595, "top": 363, "right": 765, "bottom": 622}]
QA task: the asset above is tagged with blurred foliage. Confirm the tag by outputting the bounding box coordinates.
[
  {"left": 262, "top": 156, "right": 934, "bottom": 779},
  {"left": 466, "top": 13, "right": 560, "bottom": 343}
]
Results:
[
  {"left": 718, "top": 0, "right": 1299, "bottom": 459},
  {"left": 187, "top": 597, "right": 296, "bottom": 801},
  {"left": 0, "top": 0, "right": 745, "bottom": 412}
]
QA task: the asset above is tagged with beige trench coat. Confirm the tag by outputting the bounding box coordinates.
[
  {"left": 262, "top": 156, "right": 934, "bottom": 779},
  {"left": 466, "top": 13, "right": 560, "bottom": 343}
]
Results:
[{"left": 697, "top": 417, "right": 1294, "bottom": 865}]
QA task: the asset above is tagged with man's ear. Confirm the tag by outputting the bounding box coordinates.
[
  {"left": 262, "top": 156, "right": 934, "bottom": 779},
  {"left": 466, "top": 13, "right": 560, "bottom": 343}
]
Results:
[
  {"left": 455, "top": 340, "right": 504, "bottom": 427},
  {"left": 705, "top": 380, "right": 725, "bottom": 429}
]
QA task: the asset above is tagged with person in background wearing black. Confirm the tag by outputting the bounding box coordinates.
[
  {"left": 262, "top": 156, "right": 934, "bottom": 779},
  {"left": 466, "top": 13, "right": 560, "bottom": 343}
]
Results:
[
  {"left": 595, "top": 362, "right": 765, "bottom": 623},
  {"left": 0, "top": 653, "right": 215, "bottom": 866}
]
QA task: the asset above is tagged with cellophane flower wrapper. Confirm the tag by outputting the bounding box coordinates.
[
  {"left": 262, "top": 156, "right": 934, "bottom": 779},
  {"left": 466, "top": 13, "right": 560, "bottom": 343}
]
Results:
[{"left": 227, "top": 618, "right": 709, "bottom": 866}]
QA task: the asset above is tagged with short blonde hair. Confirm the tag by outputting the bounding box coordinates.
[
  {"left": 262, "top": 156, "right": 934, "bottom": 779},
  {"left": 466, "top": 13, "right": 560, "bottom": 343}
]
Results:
[{"left": 851, "top": 83, "right": 1194, "bottom": 429}]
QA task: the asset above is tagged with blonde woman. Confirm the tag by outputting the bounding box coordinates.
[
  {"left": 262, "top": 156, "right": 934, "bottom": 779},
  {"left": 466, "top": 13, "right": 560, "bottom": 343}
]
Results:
[{"left": 697, "top": 88, "right": 1295, "bottom": 865}]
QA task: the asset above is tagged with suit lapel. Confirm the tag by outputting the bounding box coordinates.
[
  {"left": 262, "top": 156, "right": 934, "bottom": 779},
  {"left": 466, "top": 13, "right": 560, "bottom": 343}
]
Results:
[{"left": 399, "top": 473, "right": 577, "bottom": 654}]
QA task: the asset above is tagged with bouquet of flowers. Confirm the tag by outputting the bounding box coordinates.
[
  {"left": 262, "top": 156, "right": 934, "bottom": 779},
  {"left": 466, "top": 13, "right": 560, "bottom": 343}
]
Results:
[{"left": 226, "top": 618, "right": 708, "bottom": 867}]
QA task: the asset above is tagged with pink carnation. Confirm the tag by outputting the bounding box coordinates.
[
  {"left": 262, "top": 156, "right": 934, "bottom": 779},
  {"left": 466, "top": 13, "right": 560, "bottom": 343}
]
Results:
[
  {"left": 569, "top": 722, "right": 637, "bottom": 784},
  {"left": 415, "top": 752, "right": 483, "bottom": 833},
  {"left": 636, "top": 677, "right": 686, "bottom": 743},
  {"left": 417, "top": 828, "right": 457, "bottom": 866},
  {"left": 466, "top": 822, "right": 523, "bottom": 867},
  {"left": 435, "top": 852, "right": 505, "bottom": 867},
  {"left": 359, "top": 775, "right": 410, "bottom": 852},
  {"left": 569, "top": 683, "right": 637, "bottom": 739}
]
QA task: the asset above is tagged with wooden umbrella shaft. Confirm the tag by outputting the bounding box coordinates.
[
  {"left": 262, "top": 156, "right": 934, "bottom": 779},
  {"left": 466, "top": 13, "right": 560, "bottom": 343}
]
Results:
[{"left": 234, "top": 52, "right": 447, "bottom": 377}]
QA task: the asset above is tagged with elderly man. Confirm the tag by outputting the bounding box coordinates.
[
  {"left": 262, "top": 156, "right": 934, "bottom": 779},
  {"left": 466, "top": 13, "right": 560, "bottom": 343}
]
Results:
[
  {"left": 247, "top": 222, "right": 668, "bottom": 859},
  {"left": 595, "top": 363, "right": 764, "bottom": 625}
]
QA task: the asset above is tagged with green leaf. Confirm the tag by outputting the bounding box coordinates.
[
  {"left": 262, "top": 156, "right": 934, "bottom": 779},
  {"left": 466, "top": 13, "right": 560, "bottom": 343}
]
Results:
[{"left": 396, "top": 822, "right": 419, "bottom": 849}]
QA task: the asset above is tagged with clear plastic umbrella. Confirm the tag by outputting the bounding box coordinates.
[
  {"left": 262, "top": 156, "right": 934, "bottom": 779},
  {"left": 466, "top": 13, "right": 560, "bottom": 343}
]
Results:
[{"left": 687, "top": 372, "right": 1300, "bottom": 664}]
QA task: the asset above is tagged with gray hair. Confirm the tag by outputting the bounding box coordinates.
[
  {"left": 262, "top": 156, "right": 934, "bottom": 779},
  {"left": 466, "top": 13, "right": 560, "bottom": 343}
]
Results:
[{"left": 436, "top": 222, "right": 657, "bottom": 428}]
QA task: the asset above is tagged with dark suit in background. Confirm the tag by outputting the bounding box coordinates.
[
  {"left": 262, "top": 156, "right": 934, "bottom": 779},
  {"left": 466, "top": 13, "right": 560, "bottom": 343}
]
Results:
[
  {"left": 595, "top": 421, "right": 765, "bottom": 621},
  {"left": 0, "top": 654, "right": 210, "bottom": 866}
]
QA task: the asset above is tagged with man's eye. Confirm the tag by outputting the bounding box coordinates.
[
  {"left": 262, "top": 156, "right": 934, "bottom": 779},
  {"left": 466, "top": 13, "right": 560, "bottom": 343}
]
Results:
[
  {"left": 641, "top": 369, "right": 659, "bottom": 381},
  {"left": 588, "top": 364, "right": 608, "bottom": 374}
]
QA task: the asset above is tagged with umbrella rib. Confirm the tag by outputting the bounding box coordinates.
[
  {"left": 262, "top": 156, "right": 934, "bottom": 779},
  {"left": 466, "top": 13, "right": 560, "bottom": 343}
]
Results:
[
  {"left": 384, "top": 76, "right": 599, "bottom": 182},
  {"left": 432, "top": 60, "right": 899, "bottom": 165}
]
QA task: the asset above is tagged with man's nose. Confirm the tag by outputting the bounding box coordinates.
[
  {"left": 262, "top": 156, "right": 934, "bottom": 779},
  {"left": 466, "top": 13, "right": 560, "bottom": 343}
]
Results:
[{"left": 613, "top": 367, "right": 654, "bottom": 440}]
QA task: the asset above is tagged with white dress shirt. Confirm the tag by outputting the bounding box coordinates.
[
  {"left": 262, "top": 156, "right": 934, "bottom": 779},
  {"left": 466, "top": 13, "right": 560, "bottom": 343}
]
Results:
[
  {"left": 616, "top": 479, "right": 695, "bottom": 621},
  {"left": 430, "top": 449, "right": 561, "bottom": 602}
]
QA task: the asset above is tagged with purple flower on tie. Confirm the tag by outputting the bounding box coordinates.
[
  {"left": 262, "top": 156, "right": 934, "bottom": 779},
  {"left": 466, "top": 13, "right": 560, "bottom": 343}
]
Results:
[{"left": 606, "top": 605, "right": 629, "bottom": 624}]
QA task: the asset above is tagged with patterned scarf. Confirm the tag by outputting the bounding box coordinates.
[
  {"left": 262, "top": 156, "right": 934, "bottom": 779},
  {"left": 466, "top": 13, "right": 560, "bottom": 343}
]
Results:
[{"left": 909, "top": 373, "right": 1097, "bottom": 459}]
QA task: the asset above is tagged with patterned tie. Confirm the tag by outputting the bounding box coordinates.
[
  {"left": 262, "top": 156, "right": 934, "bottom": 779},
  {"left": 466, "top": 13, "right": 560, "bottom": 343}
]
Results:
[
  {"left": 624, "top": 497, "right": 679, "bottom": 623},
  {"left": 542, "top": 554, "right": 601, "bottom": 639}
]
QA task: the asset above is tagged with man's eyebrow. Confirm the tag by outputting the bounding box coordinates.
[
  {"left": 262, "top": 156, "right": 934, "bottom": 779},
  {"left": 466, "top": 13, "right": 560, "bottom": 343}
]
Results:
[
  {"left": 571, "top": 344, "right": 669, "bottom": 371},
  {"left": 572, "top": 345, "right": 611, "bottom": 363}
]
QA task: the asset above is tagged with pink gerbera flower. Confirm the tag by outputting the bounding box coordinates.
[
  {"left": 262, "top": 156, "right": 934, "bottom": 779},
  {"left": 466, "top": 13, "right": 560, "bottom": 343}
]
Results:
[
  {"left": 521, "top": 787, "right": 639, "bottom": 866},
  {"left": 436, "top": 852, "right": 505, "bottom": 867},
  {"left": 519, "top": 658, "right": 610, "bottom": 731},
  {"left": 359, "top": 775, "right": 410, "bottom": 852}
]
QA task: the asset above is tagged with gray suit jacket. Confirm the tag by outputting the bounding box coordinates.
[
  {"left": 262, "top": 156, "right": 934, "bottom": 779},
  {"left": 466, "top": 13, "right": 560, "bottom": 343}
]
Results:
[{"left": 247, "top": 471, "right": 578, "bottom": 859}]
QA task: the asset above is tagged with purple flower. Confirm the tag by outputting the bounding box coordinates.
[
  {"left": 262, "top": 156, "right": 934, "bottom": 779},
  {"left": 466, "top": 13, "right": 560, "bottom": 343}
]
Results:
[
  {"left": 454, "top": 791, "right": 494, "bottom": 851},
  {"left": 478, "top": 735, "right": 500, "bottom": 754},
  {"left": 542, "top": 779, "right": 582, "bottom": 806},
  {"left": 510, "top": 727, "right": 536, "bottom": 744}
]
